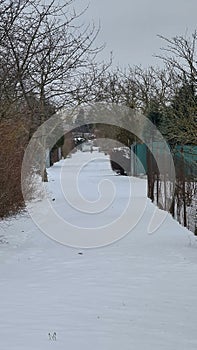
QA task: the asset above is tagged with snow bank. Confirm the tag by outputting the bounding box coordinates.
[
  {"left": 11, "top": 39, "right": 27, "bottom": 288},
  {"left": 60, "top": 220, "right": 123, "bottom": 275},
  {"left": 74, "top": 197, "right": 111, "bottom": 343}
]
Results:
[{"left": 0, "top": 151, "right": 197, "bottom": 350}]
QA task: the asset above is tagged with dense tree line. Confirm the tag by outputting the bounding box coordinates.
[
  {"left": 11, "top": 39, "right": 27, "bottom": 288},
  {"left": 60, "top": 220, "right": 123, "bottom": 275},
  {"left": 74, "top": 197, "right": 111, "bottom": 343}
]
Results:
[
  {"left": 91, "top": 34, "right": 197, "bottom": 146},
  {"left": 0, "top": 0, "right": 109, "bottom": 218}
]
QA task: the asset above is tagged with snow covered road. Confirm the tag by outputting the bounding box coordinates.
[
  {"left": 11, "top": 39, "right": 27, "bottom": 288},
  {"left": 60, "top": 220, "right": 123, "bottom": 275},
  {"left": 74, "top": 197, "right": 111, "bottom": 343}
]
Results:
[{"left": 0, "top": 151, "right": 197, "bottom": 350}]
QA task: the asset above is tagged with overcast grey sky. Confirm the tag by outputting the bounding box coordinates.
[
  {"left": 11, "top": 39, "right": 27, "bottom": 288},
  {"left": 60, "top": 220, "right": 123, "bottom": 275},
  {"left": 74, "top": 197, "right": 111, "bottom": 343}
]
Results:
[{"left": 74, "top": 0, "right": 197, "bottom": 68}]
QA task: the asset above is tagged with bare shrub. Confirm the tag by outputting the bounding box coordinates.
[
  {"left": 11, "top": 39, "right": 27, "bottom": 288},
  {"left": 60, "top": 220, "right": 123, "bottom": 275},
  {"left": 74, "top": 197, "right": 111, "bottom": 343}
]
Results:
[{"left": 0, "top": 120, "right": 29, "bottom": 218}]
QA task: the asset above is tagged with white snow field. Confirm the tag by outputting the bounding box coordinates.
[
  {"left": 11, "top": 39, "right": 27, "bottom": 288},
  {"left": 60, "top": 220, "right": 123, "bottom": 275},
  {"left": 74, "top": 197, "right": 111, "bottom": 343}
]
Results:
[{"left": 0, "top": 151, "right": 197, "bottom": 350}]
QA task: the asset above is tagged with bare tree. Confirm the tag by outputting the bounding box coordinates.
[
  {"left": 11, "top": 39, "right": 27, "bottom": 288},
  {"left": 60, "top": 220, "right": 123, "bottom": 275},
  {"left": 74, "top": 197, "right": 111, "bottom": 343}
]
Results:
[
  {"left": 156, "top": 31, "right": 197, "bottom": 86},
  {"left": 155, "top": 32, "right": 197, "bottom": 145},
  {"left": 0, "top": 0, "right": 109, "bottom": 122}
]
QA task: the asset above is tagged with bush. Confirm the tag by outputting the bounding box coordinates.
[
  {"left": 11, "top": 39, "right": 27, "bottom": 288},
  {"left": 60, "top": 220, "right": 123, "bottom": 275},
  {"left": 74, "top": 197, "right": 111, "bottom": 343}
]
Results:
[{"left": 0, "top": 120, "right": 29, "bottom": 219}]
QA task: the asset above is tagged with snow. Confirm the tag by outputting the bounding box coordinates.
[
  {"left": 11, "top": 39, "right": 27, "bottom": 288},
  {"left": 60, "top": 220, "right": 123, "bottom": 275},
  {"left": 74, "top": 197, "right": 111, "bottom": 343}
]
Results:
[{"left": 0, "top": 151, "right": 197, "bottom": 349}]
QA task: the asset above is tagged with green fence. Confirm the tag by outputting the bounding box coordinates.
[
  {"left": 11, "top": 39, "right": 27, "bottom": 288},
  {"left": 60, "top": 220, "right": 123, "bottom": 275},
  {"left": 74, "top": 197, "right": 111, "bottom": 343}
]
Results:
[{"left": 132, "top": 143, "right": 197, "bottom": 177}]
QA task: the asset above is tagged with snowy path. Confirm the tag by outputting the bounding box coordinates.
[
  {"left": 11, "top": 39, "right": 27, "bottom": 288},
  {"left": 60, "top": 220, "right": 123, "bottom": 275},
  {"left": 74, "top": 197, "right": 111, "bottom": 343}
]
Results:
[{"left": 0, "top": 151, "right": 197, "bottom": 350}]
